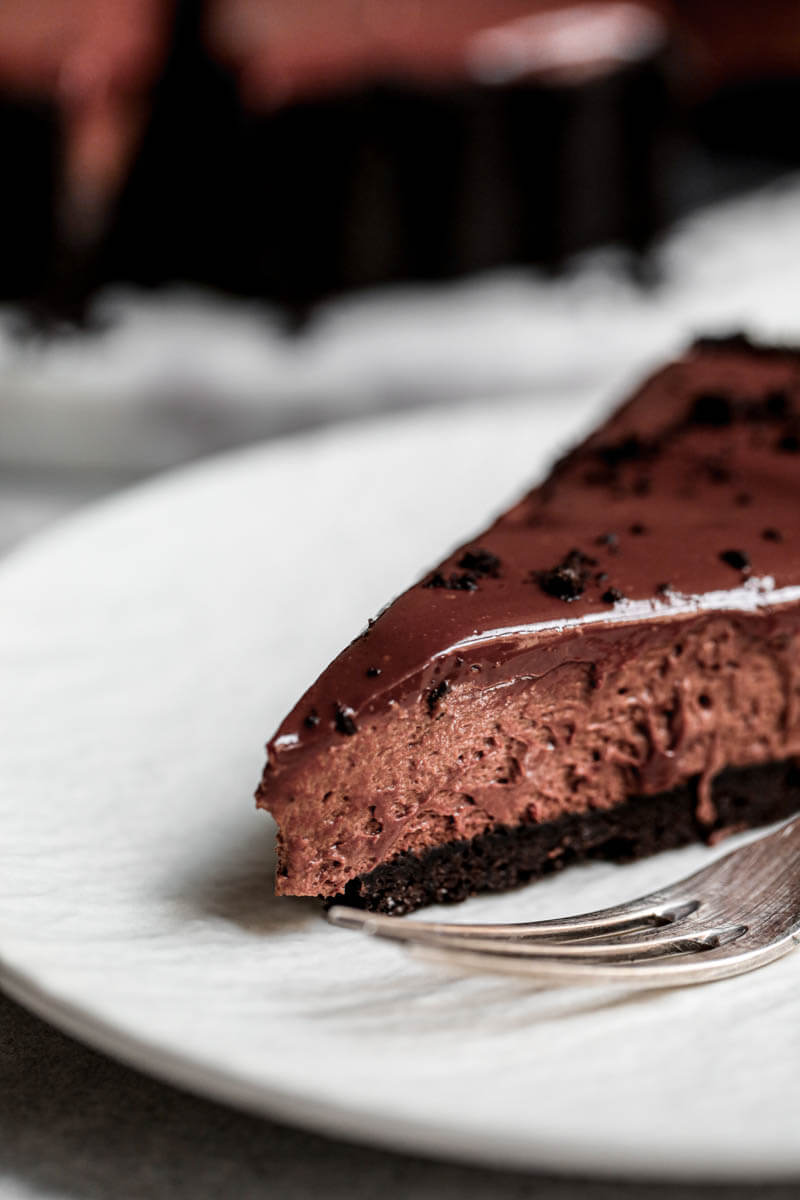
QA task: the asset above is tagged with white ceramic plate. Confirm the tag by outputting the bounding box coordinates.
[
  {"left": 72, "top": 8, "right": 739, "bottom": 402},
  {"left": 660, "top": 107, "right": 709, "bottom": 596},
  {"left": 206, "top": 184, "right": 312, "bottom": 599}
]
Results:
[{"left": 1, "top": 393, "right": 799, "bottom": 1182}]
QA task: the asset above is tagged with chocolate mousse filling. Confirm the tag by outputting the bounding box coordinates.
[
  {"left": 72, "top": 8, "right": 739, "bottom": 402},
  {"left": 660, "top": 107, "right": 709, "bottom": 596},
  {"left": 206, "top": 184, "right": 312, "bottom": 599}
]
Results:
[
  {"left": 258, "top": 334, "right": 800, "bottom": 912},
  {"left": 335, "top": 761, "right": 800, "bottom": 914}
]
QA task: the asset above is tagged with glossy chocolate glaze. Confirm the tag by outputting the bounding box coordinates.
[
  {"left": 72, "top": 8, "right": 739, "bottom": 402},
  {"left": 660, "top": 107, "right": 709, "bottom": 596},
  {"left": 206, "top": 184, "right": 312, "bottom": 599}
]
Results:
[{"left": 258, "top": 336, "right": 800, "bottom": 895}]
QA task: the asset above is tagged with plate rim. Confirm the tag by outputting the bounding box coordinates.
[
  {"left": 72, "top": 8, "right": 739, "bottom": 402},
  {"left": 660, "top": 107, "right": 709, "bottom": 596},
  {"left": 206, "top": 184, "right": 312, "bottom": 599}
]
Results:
[{"left": 5, "top": 951, "right": 800, "bottom": 1183}]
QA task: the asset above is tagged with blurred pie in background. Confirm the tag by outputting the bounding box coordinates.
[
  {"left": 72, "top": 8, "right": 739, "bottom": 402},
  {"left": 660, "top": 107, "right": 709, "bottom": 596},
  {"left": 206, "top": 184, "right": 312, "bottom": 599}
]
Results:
[{"left": 2, "top": 0, "right": 800, "bottom": 319}]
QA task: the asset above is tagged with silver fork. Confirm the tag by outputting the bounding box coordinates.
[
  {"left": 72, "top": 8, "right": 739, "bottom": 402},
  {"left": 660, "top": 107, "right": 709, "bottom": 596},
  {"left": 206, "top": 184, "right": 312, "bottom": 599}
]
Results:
[{"left": 327, "top": 815, "right": 800, "bottom": 988}]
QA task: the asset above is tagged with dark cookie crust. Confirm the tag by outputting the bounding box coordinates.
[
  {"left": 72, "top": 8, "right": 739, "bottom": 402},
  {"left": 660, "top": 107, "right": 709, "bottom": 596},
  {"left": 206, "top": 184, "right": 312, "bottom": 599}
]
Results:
[{"left": 333, "top": 761, "right": 800, "bottom": 914}]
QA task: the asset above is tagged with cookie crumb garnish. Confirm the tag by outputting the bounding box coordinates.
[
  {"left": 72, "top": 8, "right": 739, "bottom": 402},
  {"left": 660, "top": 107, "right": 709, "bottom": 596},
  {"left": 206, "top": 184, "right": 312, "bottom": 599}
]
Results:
[
  {"left": 423, "top": 571, "right": 478, "bottom": 592},
  {"left": 366, "top": 666, "right": 381, "bottom": 677},
  {"left": 596, "top": 435, "right": 655, "bottom": 468},
  {"left": 303, "top": 710, "right": 320, "bottom": 729},
  {"left": 427, "top": 680, "right": 450, "bottom": 714},
  {"left": 719, "top": 548, "right": 751, "bottom": 572},
  {"left": 457, "top": 548, "right": 501, "bottom": 577},
  {"left": 601, "top": 588, "right": 625, "bottom": 604},
  {"left": 535, "top": 549, "right": 596, "bottom": 602},
  {"left": 688, "top": 392, "right": 733, "bottom": 427},
  {"left": 334, "top": 706, "right": 358, "bottom": 736}
]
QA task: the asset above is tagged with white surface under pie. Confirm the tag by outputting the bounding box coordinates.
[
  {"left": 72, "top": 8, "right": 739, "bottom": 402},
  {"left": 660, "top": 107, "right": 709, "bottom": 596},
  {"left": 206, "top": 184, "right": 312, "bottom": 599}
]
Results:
[{"left": 1, "top": 392, "right": 799, "bottom": 1181}]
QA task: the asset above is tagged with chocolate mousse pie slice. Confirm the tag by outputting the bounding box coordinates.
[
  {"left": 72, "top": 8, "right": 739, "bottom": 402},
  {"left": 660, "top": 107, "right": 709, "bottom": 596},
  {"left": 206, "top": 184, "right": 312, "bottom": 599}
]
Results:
[{"left": 258, "top": 334, "right": 800, "bottom": 913}]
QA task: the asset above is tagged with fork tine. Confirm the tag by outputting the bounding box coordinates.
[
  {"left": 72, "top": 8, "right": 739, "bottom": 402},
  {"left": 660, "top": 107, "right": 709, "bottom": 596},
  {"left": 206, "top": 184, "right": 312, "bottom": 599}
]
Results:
[
  {"left": 409, "top": 933, "right": 799, "bottom": 988},
  {"left": 326, "top": 895, "right": 698, "bottom": 943},
  {"left": 330, "top": 920, "right": 747, "bottom": 961}
]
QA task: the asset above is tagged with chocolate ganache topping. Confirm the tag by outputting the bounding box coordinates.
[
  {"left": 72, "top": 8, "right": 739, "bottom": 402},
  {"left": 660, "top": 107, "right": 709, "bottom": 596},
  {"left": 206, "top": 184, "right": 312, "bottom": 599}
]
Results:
[{"left": 258, "top": 335, "right": 800, "bottom": 902}]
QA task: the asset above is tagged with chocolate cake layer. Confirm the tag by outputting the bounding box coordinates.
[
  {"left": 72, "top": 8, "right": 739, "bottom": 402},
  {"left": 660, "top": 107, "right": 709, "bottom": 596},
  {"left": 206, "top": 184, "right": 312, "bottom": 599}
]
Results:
[
  {"left": 336, "top": 760, "right": 800, "bottom": 913},
  {"left": 259, "top": 336, "right": 800, "bottom": 906}
]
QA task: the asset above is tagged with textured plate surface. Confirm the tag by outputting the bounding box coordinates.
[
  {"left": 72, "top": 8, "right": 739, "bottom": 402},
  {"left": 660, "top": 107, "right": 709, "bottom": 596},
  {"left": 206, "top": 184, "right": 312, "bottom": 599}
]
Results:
[{"left": 1, "top": 393, "right": 799, "bottom": 1181}]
